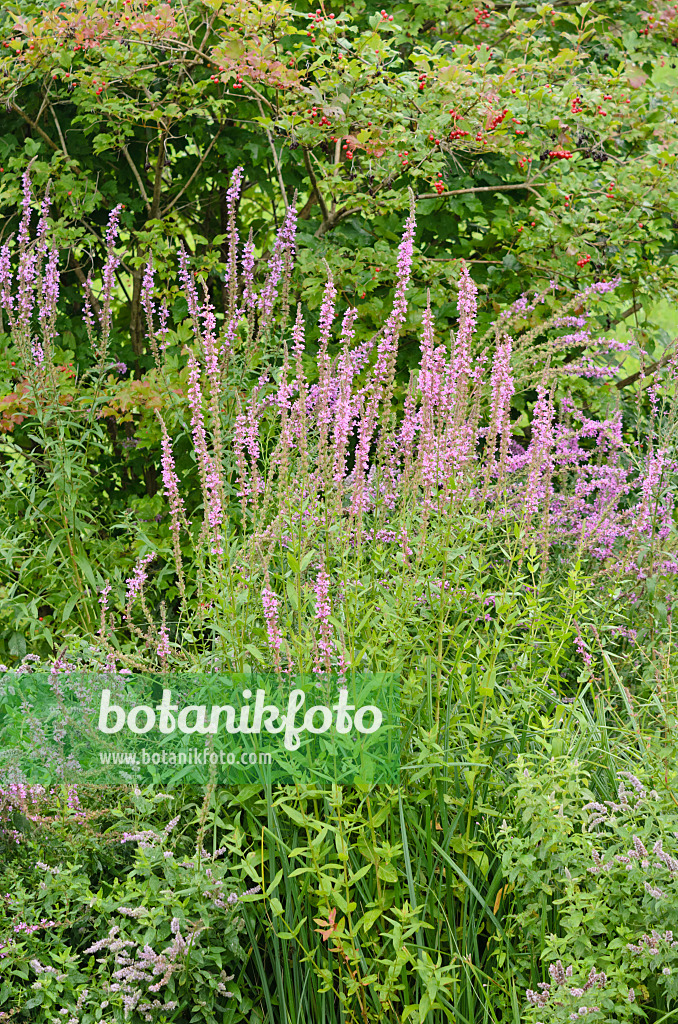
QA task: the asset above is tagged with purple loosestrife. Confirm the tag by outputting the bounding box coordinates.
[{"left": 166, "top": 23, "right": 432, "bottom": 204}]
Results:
[
  {"left": 82, "top": 273, "right": 97, "bottom": 345},
  {"left": 257, "top": 201, "right": 297, "bottom": 340},
  {"left": 485, "top": 333, "right": 514, "bottom": 490},
  {"left": 125, "top": 553, "right": 156, "bottom": 638},
  {"left": 332, "top": 307, "right": 360, "bottom": 485},
  {"left": 350, "top": 193, "right": 416, "bottom": 518},
  {"left": 199, "top": 279, "right": 221, "bottom": 401},
  {"left": 270, "top": 343, "right": 296, "bottom": 494},
  {"left": 197, "top": 280, "right": 227, "bottom": 512},
  {"left": 157, "top": 413, "right": 191, "bottom": 538},
  {"left": 313, "top": 565, "right": 333, "bottom": 674},
  {"left": 98, "top": 582, "right": 112, "bottom": 641},
  {"left": 289, "top": 305, "right": 310, "bottom": 482},
  {"left": 157, "top": 297, "right": 171, "bottom": 350},
  {"left": 241, "top": 228, "right": 256, "bottom": 321},
  {"left": 14, "top": 171, "right": 38, "bottom": 368},
  {"left": 157, "top": 623, "right": 171, "bottom": 668},
  {"left": 126, "top": 553, "right": 155, "bottom": 607},
  {"left": 224, "top": 166, "right": 244, "bottom": 315},
  {"left": 375, "top": 194, "right": 416, "bottom": 392},
  {"left": 261, "top": 582, "right": 283, "bottom": 674},
  {"left": 417, "top": 297, "right": 446, "bottom": 500},
  {"left": 33, "top": 183, "right": 59, "bottom": 368},
  {"left": 637, "top": 449, "right": 673, "bottom": 541},
  {"left": 398, "top": 380, "right": 420, "bottom": 486},
  {"left": 187, "top": 353, "right": 224, "bottom": 557},
  {"left": 141, "top": 256, "right": 162, "bottom": 365},
  {"left": 235, "top": 386, "right": 263, "bottom": 508},
  {"left": 441, "top": 262, "right": 480, "bottom": 486},
  {"left": 96, "top": 204, "right": 123, "bottom": 365},
  {"left": 315, "top": 268, "right": 338, "bottom": 489},
  {"left": 0, "top": 243, "right": 13, "bottom": 325},
  {"left": 220, "top": 308, "right": 241, "bottom": 361},
  {"left": 524, "top": 386, "right": 555, "bottom": 516},
  {"left": 177, "top": 245, "right": 201, "bottom": 329},
  {"left": 233, "top": 402, "right": 252, "bottom": 510}
]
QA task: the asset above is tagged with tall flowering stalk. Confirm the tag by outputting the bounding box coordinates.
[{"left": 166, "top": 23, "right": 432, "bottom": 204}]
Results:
[
  {"left": 261, "top": 579, "right": 283, "bottom": 674},
  {"left": 332, "top": 306, "right": 360, "bottom": 487},
  {"left": 313, "top": 565, "right": 333, "bottom": 675},
  {"left": 156, "top": 411, "right": 190, "bottom": 604},
  {"left": 351, "top": 192, "right": 416, "bottom": 516},
  {"left": 125, "top": 552, "right": 157, "bottom": 644},
  {"left": 524, "top": 386, "right": 555, "bottom": 518},
  {"left": 141, "top": 256, "right": 162, "bottom": 366},
  {"left": 315, "top": 267, "right": 338, "bottom": 494},
  {"left": 484, "top": 333, "right": 515, "bottom": 494},
  {"left": 187, "top": 353, "right": 224, "bottom": 558},
  {"left": 224, "top": 165, "right": 243, "bottom": 317},
  {"left": 94, "top": 204, "right": 123, "bottom": 371},
  {"left": 256, "top": 202, "right": 297, "bottom": 342}
]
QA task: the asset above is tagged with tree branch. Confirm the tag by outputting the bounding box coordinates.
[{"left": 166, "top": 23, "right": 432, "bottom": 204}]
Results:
[
  {"left": 615, "top": 345, "right": 676, "bottom": 391},
  {"left": 314, "top": 205, "right": 362, "bottom": 238},
  {"left": 417, "top": 182, "right": 545, "bottom": 199},
  {"left": 70, "top": 261, "right": 101, "bottom": 318},
  {"left": 298, "top": 190, "right": 319, "bottom": 220},
  {"left": 257, "top": 97, "right": 288, "bottom": 209},
  {"left": 160, "top": 128, "right": 221, "bottom": 217},
  {"left": 49, "top": 104, "right": 70, "bottom": 159},
  {"left": 11, "top": 102, "right": 59, "bottom": 153},
  {"left": 302, "top": 146, "right": 330, "bottom": 224},
  {"left": 122, "top": 146, "right": 152, "bottom": 217},
  {"left": 150, "top": 131, "right": 168, "bottom": 220},
  {"left": 608, "top": 301, "right": 642, "bottom": 328}
]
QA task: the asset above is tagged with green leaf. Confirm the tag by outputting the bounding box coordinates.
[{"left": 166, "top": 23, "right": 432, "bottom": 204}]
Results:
[
  {"left": 61, "top": 594, "right": 80, "bottom": 623},
  {"left": 286, "top": 579, "right": 299, "bottom": 610},
  {"left": 377, "top": 862, "right": 398, "bottom": 883},
  {"left": 358, "top": 907, "right": 383, "bottom": 933},
  {"left": 245, "top": 644, "right": 267, "bottom": 665}
]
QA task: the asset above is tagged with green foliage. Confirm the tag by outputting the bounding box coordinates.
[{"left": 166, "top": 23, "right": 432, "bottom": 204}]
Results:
[{"left": 1, "top": 4, "right": 678, "bottom": 1022}]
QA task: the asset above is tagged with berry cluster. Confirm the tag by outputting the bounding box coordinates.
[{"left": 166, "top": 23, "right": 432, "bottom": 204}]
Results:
[
  {"left": 576, "top": 254, "right": 591, "bottom": 267},
  {"left": 397, "top": 150, "right": 409, "bottom": 166},
  {"left": 517, "top": 156, "right": 533, "bottom": 170},
  {"left": 548, "top": 148, "right": 573, "bottom": 159},
  {"left": 379, "top": 9, "right": 394, "bottom": 21},
  {"left": 640, "top": 13, "right": 656, "bottom": 35},
  {"left": 486, "top": 108, "right": 508, "bottom": 131},
  {"left": 307, "top": 107, "right": 331, "bottom": 126},
  {"left": 427, "top": 134, "right": 441, "bottom": 145},
  {"left": 418, "top": 73, "right": 427, "bottom": 91},
  {"left": 571, "top": 96, "right": 583, "bottom": 113},
  {"left": 305, "top": 8, "right": 336, "bottom": 40},
  {"left": 474, "top": 6, "right": 491, "bottom": 26},
  {"left": 449, "top": 129, "right": 469, "bottom": 140}
]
